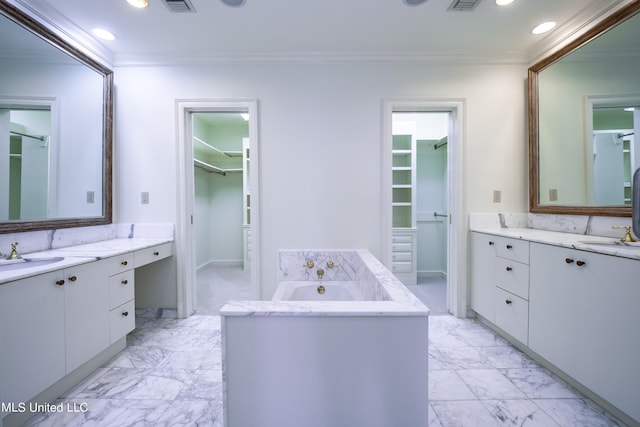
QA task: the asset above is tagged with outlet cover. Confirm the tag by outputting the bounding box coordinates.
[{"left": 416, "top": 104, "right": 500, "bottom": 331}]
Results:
[
  {"left": 549, "top": 188, "right": 558, "bottom": 201},
  {"left": 86, "top": 190, "right": 94, "bottom": 204},
  {"left": 141, "top": 192, "right": 150, "bottom": 204},
  {"left": 493, "top": 190, "right": 501, "bottom": 203}
]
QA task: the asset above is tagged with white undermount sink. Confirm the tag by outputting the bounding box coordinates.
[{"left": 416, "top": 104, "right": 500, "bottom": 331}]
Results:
[{"left": 0, "top": 257, "right": 65, "bottom": 272}]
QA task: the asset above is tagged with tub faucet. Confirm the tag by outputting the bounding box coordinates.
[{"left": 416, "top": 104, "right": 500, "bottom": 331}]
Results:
[
  {"left": 6, "top": 242, "right": 21, "bottom": 260},
  {"left": 316, "top": 268, "right": 324, "bottom": 280}
]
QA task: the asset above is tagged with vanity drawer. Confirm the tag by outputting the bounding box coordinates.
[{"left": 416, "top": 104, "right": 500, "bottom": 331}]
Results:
[
  {"left": 105, "top": 253, "right": 134, "bottom": 275},
  {"left": 135, "top": 242, "right": 174, "bottom": 268},
  {"left": 496, "top": 237, "right": 529, "bottom": 264},
  {"left": 110, "top": 300, "right": 135, "bottom": 344},
  {"left": 495, "top": 287, "right": 529, "bottom": 345},
  {"left": 495, "top": 258, "right": 529, "bottom": 300},
  {"left": 109, "top": 270, "right": 135, "bottom": 310}
]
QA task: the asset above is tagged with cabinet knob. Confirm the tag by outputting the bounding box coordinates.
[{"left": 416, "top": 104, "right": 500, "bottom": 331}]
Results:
[
  {"left": 153, "top": 251, "right": 160, "bottom": 256},
  {"left": 121, "top": 279, "right": 128, "bottom": 285},
  {"left": 576, "top": 260, "right": 586, "bottom": 267},
  {"left": 68, "top": 275, "right": 77, "bottom": 282},
  {"left": 122, "top": 311, "right": 129, "bottom": 317},
  {"left": 488, "top": 241, "right": 495, "bottom": 246},
  {"left": 121, "top": 260, "right": 128, "bottom": 266},
  {"left": 506, "top": 266, "right": 513, "bottom": 272},
  {"left": 506, "top": 244, "right": 513, "bottom": 249},
  {"left": 56, "top": 279, "right": 65, "bottom": 286},
  {"left": 505, "top": 299, "right": 512, "bottom": 305},
  {"left": 565, "top": 258, "right": 574, "bottom": 264}
]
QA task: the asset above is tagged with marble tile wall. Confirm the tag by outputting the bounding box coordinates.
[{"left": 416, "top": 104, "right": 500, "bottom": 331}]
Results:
[
  {"left": 0, "top": 223, "right": 174, "bottom": 256},
  {"left": 470, "top": 213, "right": 633, "bottom": 239}
]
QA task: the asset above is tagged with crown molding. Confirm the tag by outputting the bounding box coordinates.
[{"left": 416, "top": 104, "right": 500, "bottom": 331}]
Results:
[
  {"left": 112, "top": 50, "right": 530, "bottom": 67},
  {"left": 527, "top": 0, "right": 635, "bottom": 65},
  {"left": 9, "top": 0, "right": 115, "bottom": 68}
]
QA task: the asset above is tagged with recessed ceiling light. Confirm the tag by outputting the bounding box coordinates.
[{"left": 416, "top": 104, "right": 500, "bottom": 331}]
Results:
[
  {"left": 531, "top": 21, "right": 556, "bottom": 35},
  {"left": 496, "top": 0, "right": 514, "bottom": 5},
  {"left": 126, "top": 0, "right": 148, "bottom": 8},
  {"left": 404, "top": 0, "right": 428, "bottom": 5},
  {"left": 221, "top": 0, "right": 246, "bottom": 6},
  {"left": 92, "top": 28, "right": 116, "bottom": 41}
]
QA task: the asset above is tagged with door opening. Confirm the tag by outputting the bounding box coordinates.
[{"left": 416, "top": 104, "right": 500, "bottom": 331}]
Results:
[
  {"left": 176, "top": 100, "right": 260, "bottom": 318},
  {"left": 383, "top": 99, "right": 467, "bottom": 317}
]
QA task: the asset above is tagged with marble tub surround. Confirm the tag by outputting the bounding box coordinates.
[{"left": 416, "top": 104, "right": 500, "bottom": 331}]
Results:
[
  {"left": 276, "top": 249, "right": 425, "bottom": 307},
  {"left": 221, "top": 249, "right": 429, "bottom": 427}
]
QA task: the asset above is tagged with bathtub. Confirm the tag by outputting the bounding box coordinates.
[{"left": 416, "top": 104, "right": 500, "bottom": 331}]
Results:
[
  {"left": 220, "top": 249, "right": 429, "bottom": 427},
  {"left": 272, "top": 281, "right": 363, "bottom": 301}
]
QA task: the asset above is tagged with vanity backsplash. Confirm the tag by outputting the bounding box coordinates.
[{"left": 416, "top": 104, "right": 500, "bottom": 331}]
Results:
[
  {"left": 470, "top": 213, "right": 634, "bottom": 239},
  {"left": 0, "top": 223, "right": 174, "bottom": 256}
]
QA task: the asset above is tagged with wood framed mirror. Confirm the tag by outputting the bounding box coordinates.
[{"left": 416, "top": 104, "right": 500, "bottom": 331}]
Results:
[
  {"left": 529, "top": 1, "right": 640, "bottom": 217},
  {"left": 0, "top": 2, "right": 112, "bottom": 232}
]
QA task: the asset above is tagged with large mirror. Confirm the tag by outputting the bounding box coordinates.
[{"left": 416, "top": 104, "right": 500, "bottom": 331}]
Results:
[
  {"left": 529, "top": 2, "right": 640, "bottom": 216},
  {"left": 0, "top": 2, "right": 112, "bottom": 232}
]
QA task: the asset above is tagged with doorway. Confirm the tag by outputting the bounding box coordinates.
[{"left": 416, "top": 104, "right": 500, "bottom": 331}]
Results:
[
  {"left": 176, "top": 100, "right": 260, "bottom": 318},
  {"left": 382, "top": 99, "right": 467, "bottom": 318}
]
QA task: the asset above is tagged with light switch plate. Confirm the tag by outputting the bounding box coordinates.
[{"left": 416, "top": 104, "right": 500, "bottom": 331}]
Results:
[
  {"left": 141, "top": 192, "right": 149, "bottom": 204},
  {"left": 86, "top": 190, "right": 94, "bottom": 204},
  {"left": 493, "top": 190, "right": 501, "bottom": 203},
  {"left": 549, "top": 188, "right": 558, "bottom": 201}
]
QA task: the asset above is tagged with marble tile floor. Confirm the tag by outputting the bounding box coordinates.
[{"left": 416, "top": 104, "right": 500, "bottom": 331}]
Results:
[{"left": 25, "top": 314, "right": 625, "bottom": 427}]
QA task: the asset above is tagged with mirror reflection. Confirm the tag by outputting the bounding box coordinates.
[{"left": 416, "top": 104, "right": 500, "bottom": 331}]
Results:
[
  {"left": 534, "top": 7, "right": 640, "bottom": 212},
  {"left": 0, "top": 4, "right": 111, "bottom": 231}
]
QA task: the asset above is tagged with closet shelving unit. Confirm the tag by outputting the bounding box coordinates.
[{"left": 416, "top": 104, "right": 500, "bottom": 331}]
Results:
[
  {"left": 391, "top": 134, "right": 417, "bottom": 285},
  {"left": 193, "top": 135, "right": 242, "bottom": 175}
]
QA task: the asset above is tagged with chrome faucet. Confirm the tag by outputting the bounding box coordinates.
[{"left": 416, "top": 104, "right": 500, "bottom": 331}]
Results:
[{"left": 6, "top": 242, "right": 22, "bottom": 260}]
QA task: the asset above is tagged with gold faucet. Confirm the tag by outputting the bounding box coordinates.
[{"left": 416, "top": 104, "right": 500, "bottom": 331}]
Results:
[
  {"left": 316, "top": 268, "right": 324, "bottom": 280},
  {"left": 612, "top": 226, "right": 636, "bottom": 243},
  {"left": 6, "top": 242, "right": 22, "bottom": 260}
]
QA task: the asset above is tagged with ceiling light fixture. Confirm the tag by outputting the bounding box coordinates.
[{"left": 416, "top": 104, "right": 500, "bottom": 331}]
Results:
[
  {"left": 495, "top": 0, "right": 514, "bottom": 5},
  {"left": 531, "top": 21, "right": 556, "bottom": 35},
  {"left": 221, "top": 0, "right": 246, "bottom": 6},
  {"left": 404, "top": 0, "right": 428, "bottom": 5},
  {"left": 126, "top": 0, "right": 148, "bottom": 7},
  {"left": 92, "top": 28, "right": 116, "bottom": 41}
]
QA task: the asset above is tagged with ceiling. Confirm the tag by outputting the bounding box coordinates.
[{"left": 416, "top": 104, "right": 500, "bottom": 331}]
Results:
[{"left": 13, "top": 0, "right": 627, "bottom": 65}]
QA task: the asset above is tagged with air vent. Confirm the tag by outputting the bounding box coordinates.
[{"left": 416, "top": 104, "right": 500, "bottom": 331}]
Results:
[
  {"left": 164, "top": 0, "right": 196, "bottom": 13},
  {"left": 448, "top": 0, "right": 481, "bottom": 11}
]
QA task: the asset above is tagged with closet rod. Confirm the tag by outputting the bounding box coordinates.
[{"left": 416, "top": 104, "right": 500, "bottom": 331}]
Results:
[
  {"left": 194, "top": 159, "right": 226, "bottom": 176},
  {"left": 618, "top": 132, "right": 634, "bottom": 138},
  {"left": 434, "top": 211, "right": 448, "bottom": 218},
  {"left": 10, "top": 130, "right": 45, "bottom": 141},
  {"left": 434, "top": 141, "right": 447, "bottom": 150}
]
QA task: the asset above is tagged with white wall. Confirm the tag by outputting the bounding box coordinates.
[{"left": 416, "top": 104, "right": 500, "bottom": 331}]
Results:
[{"left": 114, "top": 61, "right": 528, "bottom": 301}]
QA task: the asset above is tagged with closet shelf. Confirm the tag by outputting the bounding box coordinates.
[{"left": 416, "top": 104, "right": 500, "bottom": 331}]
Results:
[
  {"left": 194, "top": 159, "right": 242, "bottom": 176},
  {"left": 193, "top": 136, "right": 241, "bottom": 157}
]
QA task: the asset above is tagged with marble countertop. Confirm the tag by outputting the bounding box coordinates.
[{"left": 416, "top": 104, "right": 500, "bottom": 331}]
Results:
[
  {"left": 220, "top": 300, "right": 429, "bottom": 317},
  {"left": 0, "top": 238, "right": 173, "bottom": 284},
  {"left": 470, "top": 227, "right": 640, "bottom": 261}
]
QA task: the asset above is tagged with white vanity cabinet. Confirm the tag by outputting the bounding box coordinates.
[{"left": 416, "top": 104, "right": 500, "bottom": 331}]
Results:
[
  {"left": 64, "top": 260, "right": 110, "bottom": 372},
  {"left": 106, "top": 253, "right": 136, "bottom": 344},
  {"left": 469, "top": 232, "right": 496, "bottom": 322},
  {"left": 470, "top": 233, "right": 530, "bottom": 343},
  {"left": 529, "top": 242, "right": 640, "bottom": 423},
  {"left": 0, "top": 270, "right": 66, "bottom": 407}
]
